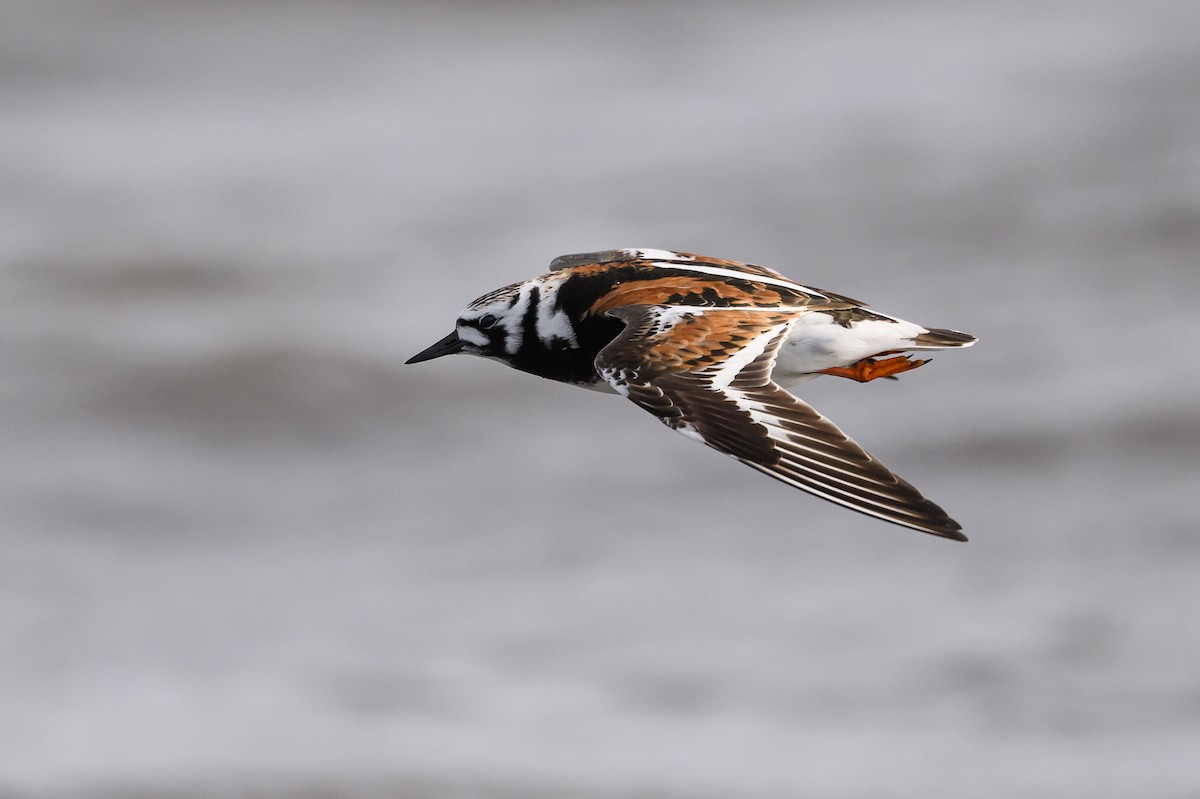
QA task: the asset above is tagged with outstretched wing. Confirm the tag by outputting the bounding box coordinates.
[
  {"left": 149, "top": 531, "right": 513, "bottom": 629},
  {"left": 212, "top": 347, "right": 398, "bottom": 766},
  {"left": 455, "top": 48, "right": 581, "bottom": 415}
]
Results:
[{"left": 595, "top": 304, "right": 966, "bottom": 540}]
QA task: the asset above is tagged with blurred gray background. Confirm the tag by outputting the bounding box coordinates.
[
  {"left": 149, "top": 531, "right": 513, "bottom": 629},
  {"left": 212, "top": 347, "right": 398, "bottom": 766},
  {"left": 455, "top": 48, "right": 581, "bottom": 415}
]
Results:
[{"left": 3, "top": 2, "right": 1199, "bottom": 798}]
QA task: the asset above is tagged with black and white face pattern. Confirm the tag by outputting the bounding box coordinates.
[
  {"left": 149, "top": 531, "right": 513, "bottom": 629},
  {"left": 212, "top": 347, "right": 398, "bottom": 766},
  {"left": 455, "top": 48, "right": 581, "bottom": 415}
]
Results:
[
  {"left": 455, "top": 277, "right": 579, "bottom": 363},
  {"left": 454, "top": 290, "right": 517, "bottom": 361}
]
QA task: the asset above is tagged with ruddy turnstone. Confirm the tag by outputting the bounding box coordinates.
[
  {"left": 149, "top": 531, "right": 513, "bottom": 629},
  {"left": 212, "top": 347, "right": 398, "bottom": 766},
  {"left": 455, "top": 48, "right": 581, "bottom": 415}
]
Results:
[{"left": 408, "top": 248, "right": 976, "bottom": 540}]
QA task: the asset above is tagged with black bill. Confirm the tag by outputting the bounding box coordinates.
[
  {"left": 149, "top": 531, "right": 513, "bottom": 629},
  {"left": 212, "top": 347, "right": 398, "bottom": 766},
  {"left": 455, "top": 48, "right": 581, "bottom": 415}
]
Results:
[{"left": 405, "top": 331, "right": 464, "bottom": 364}]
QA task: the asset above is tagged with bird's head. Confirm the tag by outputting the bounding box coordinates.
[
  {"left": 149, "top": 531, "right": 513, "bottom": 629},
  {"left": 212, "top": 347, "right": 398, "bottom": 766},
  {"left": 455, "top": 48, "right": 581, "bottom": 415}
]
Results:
[{"left": 406, "top": 281, "right": 526, "bottom": 365}]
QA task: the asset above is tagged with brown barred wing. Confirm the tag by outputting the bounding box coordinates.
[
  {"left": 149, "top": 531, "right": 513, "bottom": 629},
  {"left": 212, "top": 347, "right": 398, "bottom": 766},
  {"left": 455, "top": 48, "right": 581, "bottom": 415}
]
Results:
[{"left": 595, "top": 305, "right": 967, "bottom": 541}]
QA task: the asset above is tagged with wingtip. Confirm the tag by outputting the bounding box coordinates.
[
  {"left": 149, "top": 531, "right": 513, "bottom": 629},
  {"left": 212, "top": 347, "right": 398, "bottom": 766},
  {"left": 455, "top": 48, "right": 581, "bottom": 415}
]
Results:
[
  {"left": 550, "top": 248, "right": 699, "bottom": 272},
  {"left": 917, "top": 510, "right": 968, "bottom": 542},
  {"left": 549, "top": 249, "right": 636, "bottom": 271}
]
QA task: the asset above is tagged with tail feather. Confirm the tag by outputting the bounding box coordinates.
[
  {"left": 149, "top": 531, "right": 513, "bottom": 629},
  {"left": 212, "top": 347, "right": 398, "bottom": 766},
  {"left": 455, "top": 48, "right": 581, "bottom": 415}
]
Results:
[{"left": 912, "top": 327, "right": 977, "bottom": 349}]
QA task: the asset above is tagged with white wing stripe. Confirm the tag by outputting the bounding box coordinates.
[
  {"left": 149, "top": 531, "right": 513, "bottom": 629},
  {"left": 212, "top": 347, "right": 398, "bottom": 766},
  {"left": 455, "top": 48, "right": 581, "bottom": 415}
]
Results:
[
  {"left": 724, "top": 387, "right": 865, "bottom": 469},
  {"left": 646, "top": 259, "right": 826, "bottom": 297},
  {"left": 772, "top": 455, "right": 924, "bottom": 514},
  {"left": 743, "top": 463, "right": 932, "bottom": 527},
  {"left": 706, "top": 324, "right": 784, "bottom": 390}
]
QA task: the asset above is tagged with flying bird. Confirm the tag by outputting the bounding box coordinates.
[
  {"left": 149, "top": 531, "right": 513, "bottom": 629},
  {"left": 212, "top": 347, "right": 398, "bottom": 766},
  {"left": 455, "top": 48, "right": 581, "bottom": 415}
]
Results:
[{"left": 408, "top": 249, "right": 976, "bottom": 540}]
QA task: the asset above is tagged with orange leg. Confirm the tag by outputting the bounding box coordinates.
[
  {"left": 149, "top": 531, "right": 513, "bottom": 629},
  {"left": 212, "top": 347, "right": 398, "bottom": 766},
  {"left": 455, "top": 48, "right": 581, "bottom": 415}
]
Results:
[{"left": 821, "top": 354, "right": 928, "bottom": 383}]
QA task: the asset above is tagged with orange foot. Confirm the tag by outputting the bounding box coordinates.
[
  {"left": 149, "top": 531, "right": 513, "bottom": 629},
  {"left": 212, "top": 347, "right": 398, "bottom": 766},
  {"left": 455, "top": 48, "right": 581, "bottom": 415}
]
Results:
[{"left": 821, "top": 354, "right": 928, "bottom": 383}]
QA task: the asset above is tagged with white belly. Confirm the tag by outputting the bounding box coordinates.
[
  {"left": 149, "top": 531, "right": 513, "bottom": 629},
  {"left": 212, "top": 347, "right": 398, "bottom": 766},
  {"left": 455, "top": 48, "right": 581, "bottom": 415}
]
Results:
[{"left": 773, "top": 311, "right": 927, "bottom": 384}]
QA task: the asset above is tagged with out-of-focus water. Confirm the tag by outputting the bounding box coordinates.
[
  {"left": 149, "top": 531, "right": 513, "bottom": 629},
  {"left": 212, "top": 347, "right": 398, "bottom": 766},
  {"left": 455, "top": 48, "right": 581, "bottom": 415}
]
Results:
[{"left": 2, "top": 2, "right": 1199, "bottom": 797}]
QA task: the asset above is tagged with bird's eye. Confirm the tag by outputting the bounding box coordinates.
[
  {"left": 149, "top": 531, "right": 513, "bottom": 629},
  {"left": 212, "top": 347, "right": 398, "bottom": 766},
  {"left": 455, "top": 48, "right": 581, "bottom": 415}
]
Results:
[{"left": 478, "top": 314, "right": 498, "bottom": 329}]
